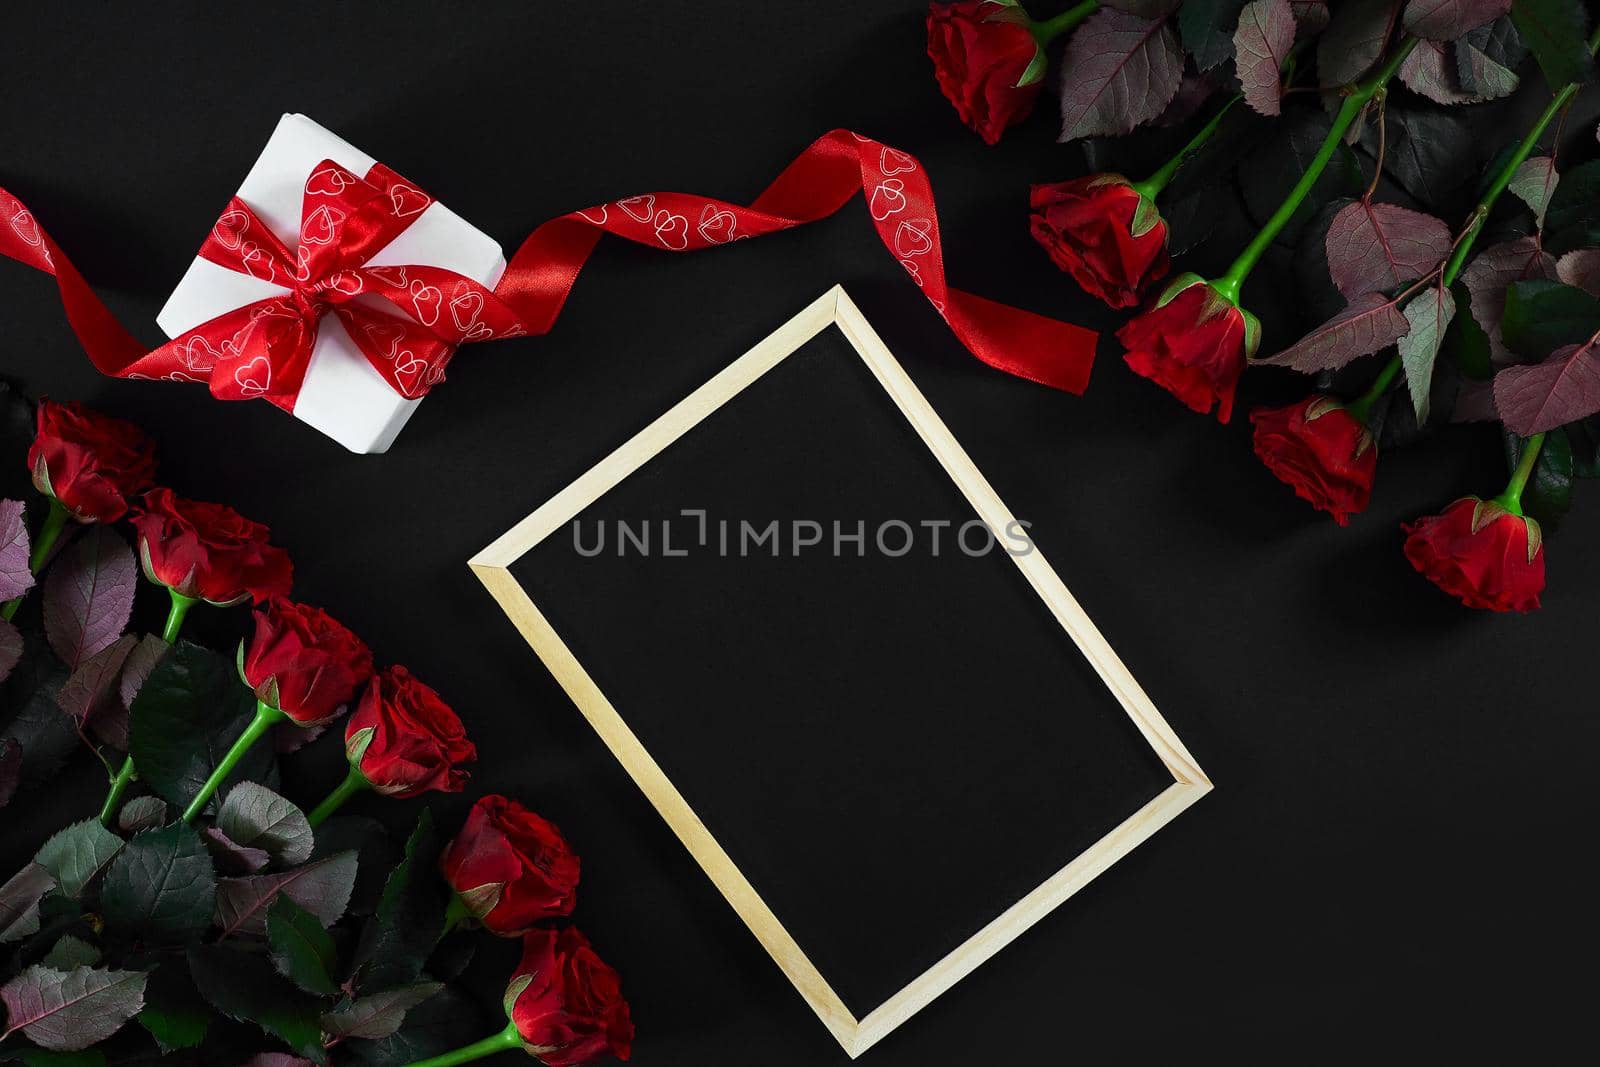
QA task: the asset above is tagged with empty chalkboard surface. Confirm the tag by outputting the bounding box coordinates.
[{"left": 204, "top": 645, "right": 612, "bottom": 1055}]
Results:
[{"left": 472, "top": 288, "right": 1209, "bottom": 1056}]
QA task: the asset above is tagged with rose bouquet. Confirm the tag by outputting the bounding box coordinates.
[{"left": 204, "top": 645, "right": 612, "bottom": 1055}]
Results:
[
  {"left": 928, "top": 0, "right": 1600, "bottom": 612},
  {"left": 0, "top": 384, "right": 631, "bottom": 1065}
]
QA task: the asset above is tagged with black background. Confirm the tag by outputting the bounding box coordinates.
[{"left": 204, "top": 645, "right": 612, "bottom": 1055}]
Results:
[{"left": 3, "top": 2, "right": 1597, "bottom": 1063}]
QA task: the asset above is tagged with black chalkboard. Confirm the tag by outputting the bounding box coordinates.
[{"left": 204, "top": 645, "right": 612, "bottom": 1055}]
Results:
[{"left": 504, "top": 305, "right": 1182, "bottom": 1026}]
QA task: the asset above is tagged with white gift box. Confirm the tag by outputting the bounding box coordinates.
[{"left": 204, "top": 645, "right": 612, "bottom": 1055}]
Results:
[{"left": 157, "top": 113, "right": 507, "bottom": 454}]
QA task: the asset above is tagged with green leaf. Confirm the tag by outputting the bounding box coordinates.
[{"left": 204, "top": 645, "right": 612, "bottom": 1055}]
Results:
[
  {"left": 187, "top": 943, "right": 327, "bottom": 1064},
  {"left": 1510, "top": 0, "right": 1596, "bottom": 89},
  {"left": 267, "top": 896, "right": 340, "bottom": 996},
  {"left": 128, "top": 641, "right": 276, "bottom": 814},
  {"left": 1544, "top": 159, "right": 1600, "bottom": 254},
  {"left": 0, "top": 965, "right": 147, "bottom": 1051},
  {"left": 100, "top": 822, "right": 217, "bottom": 947},
  {"left": 217, "top": 782, "right": 313, "bottom": 867},
  {"left": 321, "top": 982, "right": 443, "bottom": 1041},
  {"left": 309, "top": 815, "right": 398, "bottom": 918},
  {"left": 1566, "top": 416, "right": 1600, "bottom": 477},
  {"left": 1505, "top": 427, "right": 1574, "bottom": 527},
  {"left": 1242, "top": 107, "right": 1365, "bottom": 246},
  {"left": 1500, "top": 279, "right": 1600, "bottom": 360},
  {"left": 1399, "top": 284, "right": 1457, "bottom": 423},
  {"left": 214, "top": 851, "right": 359, "bottom": 937},
  {"left": 34, "top": 820, "right": 124, "bottom": 899},
  {"left": 1446, "top": 280, "right": 1495, "bottom": 379},
  {"left": 351, "top": 810, "right": 445, "bottom": 994},
  {"left": 1179, "top": 0, "right": 1248, "bottom": 69},
  {"left": 40, "top": 935, "right": 100, "bottom": 970},
  {"left": 135, "top": 961, "right": 209, "bottom": 1053}
]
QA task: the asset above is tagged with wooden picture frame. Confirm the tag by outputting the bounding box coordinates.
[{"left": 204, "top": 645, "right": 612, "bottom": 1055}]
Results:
[{"left": 470, "top": 286, "right": 1211, "bottom": 1058}]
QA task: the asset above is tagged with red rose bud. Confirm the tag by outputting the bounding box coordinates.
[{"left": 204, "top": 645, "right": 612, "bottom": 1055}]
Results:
[
  {"left": 131, "top": 488, "right": 292, "bottom": 606},
  {"left": 345, "top": 665, "right": 476, "bottom": 797},
  {"left": 927, "top": 1, "right": 1044, "bottom": 145},
  {"left": 441, "top": 794, "right": 580, "bottom": 935},
  {"left": 1029, "top": 175, "right": 1169, "bottom": 309},
  {"left": 507, "top": 928, "right": 634, "bottom": 1066},
  {"left": 1402, "top": 497, "right": 1545, "bottom": 613},
  {"left": 1117, "top": 274, "right": 1260, "bottom": 424},
  {"left": 240, "top": 597, "right": 374, "bottom": 725},
  {"left": 1249, "top": 396, "right": 1377, "bottom": 526},
  {"left": 27, "top": 399, "right": 157, "bottom": 523}
]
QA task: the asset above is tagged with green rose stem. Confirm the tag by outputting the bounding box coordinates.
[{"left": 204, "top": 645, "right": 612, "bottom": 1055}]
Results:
[
  {"left": 1492, "top": 432, "right": 1546, "bottom": 516},
  {"left": 401, "top": 1020, "right": 522, "bottom": 1067},
  {"left": 1210, "top": 36, "right": 1419, "bottom": 306},
  {"left": 0, "top": 498, "right": 69, "bottom": 622},
  {"left": 98, "top": 588, "right": 199, "bottom": 826},
  {"left": 306, "top": 764, "right": 370, "bottom": 828},
  {"left": 1030, "top": 0, "right": 1097, "bottom": 45},
  {"left": 1129, "top": 94, "right": 1242, "bottom": 202},
  {"left": 180, "top": 699, "right": 285, "bottom": 823},
  {"left": 1350, "top": 24, "right": 1600, "bottom": 426}
]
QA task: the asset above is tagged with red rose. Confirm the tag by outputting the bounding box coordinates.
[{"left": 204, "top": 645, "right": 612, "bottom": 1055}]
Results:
[
  {"left": 1117, "top": 275, "right": 1260, "bottom": 423},
  {"left": 440, "top": 795, "right": 580, "bottom": 935},
  {"left": 1030, "top": 175, "right": 1169, "bottom": 309},
  {"left": 130, "top": 488, "right": 292, "bottom": 606},
  {"left": 1249, "top": 396, "right": 1377, "bottom": 525},
  {"left": 345, "top": 665, "right": 476, "bottom": 797},
  {"left": 1402, "top": 497, "right": 1545, "bottom": 613},
  {"left": 27, "top": 399, "right": 157, "bottom": 523},
  {"left": 508, "top": 927, "right": 633, "bottom": 1066},
  {"left": 927, "top": 1, "right": 1043, "bottom": 144},
  {"left": 240, "top": 598, "right": 374, "bottom": 725}
]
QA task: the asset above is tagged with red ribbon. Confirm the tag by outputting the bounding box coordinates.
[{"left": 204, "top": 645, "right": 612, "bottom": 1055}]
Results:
[{"left": 0, "top": 129, "right": 1096, "bottom": 412}]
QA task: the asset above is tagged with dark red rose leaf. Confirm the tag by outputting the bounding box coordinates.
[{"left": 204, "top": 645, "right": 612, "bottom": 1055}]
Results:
[
  {"left": 1155, "top": 69, "right": 1221, "bottom": 126},
  {"left": 0, "top": 618, "right": 21, "bottom": 686},
  {"left": 1325, "top": 198, "right": 1454, "bottom": 299},
  {"left": 1400, "top": 38, "right": 1485, "bottom": 103},
  {"left": 1290, "top": 1, "right": 1331, "bottom": 33},
  {"left": 1235, "top": 0, "right": 1296, "bottom": 116},
  {"left": 1402, "top": 0, "right": 1511, "bottom": 40},
  {"left": 55, "top": 633, "right": 137, "bottom": 728},
  {"left": 1398, "top": 283, "right": 1457, "bottom": 422},
  {"left": 1258, "top": 291, "right": 1411, "bottom": 371},
  {"left": 42, "top": 525, "right": 136, "bottom": 671},
  {"left": 1494, "top": 337, "right": 1600, "bottom": 435},
  {"left": 1459, "top": 236, "right": 1558, "bottom": 361},
  {"left": 0, "top": 500, "right": 32, "bottom": 602},
  {"left": 1557, "top": 249, "right": 1600, "bottom": 297},
  {"left": 1319, "top": 0, "right": 1403, "bottom": 87},
  {"left": 117, "top": 633, "right": 167, "bottom": 713},
  {"left": 1103, "top": 0, "right": 1182, "bottom": 14},
  {"left": 1059, "top": 8, "right": 1185, "bottom": 141}
]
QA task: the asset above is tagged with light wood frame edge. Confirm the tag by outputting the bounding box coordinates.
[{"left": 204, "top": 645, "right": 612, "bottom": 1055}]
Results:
[{"left": 470, "top": 285, "right": 1210, "bottom": 1059}]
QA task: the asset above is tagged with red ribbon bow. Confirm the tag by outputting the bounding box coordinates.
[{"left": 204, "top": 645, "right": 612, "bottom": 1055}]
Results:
[{"left": 0, "top": 130, "right": 1097, "bottom": 417}]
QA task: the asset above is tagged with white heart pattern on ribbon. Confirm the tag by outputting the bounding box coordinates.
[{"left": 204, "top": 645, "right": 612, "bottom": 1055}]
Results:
[
  {"left": 233, "top": 355, "right": 272, "bottom": 397},
  {"left": 305, "top": 165, "right": 357, "bottom": 196},
  {"left": 616, "top": 195, "right": 656, "bottom": 223},
  {"left": 879, "top": 147, "right": 917, "bottom": 177},
  {"left": 301, "top": 204, "right": 344, "bottom": 247},
  {"left": 869, "top": 180, "right": 907, "bottom": 222},
  {"left": 388, "top": 183, "right": 429, "bottom": 218},
  {"left": 211, "top": 208, "right": 249, "bottom": 251},
  {"left": 894, "top": 218, "right": 933, "bottom": 258},
  {"left": 697, "top": 204, "right": 738, "bottom": 244},
  {"left": 408, "top": 280, "right": 442, "bottom": 325},
  {"left": 653, "top": 210, "right": 689, "bottom": 250}
]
